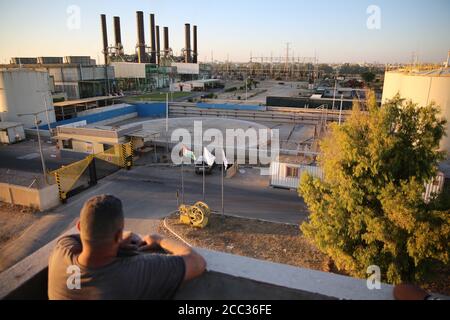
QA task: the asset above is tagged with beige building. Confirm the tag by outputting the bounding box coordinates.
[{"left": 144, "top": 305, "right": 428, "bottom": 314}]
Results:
[{"left": 382, "top": 66, "right": 450, "bottom": 154}]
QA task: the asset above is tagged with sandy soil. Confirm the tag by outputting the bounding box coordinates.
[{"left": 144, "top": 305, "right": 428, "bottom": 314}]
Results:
[{"left": 0, "top": 202, "right": 40, "bottom": 252}]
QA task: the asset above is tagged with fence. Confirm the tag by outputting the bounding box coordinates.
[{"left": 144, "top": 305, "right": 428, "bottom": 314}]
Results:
[{"left": 51, "top": 142, "right": 134, "bottom": 201}]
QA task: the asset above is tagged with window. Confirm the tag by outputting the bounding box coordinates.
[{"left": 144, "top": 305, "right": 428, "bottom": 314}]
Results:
[
  {"left": 286, "top": 166, "right": 299, "bottom": 178},
  {"left": 62, "top": 139, "right": 73, "bottom": 150}
]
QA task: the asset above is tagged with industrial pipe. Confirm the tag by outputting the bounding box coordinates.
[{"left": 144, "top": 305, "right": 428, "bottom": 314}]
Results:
[
  {"left": 185, "top": 23, "right": 191, "bottom": 63},
  {"left": 113, "top": 16, "right": 122, "bottom": 54},
  {"left": 100, "top": 14, "right": 109, "bottom": 65},
  {"left": 136, "top": 11, "right": 146, "bottom": 63},
  {"left": 164, "top": 27, "right": 169, "bottom": 57},
  {"left": 156, "top": 26, "right": 161, "bottom": 65},
  {"left": 193, "top": 25, "right": 198, "bottom": 64},
  {"left": 150, "top": 14, "right": 156, "bottom": 64}
]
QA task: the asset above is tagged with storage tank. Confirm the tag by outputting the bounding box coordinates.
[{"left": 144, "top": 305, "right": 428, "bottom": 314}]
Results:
[
  {"left": 382, "top": 67, "right": 450, "bottom": 154},
  {"left": 0, "top": 69, "right": 56, "bottom": 128}
]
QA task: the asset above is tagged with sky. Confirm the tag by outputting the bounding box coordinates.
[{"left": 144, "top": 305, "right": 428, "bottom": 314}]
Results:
[{"left": 0, "top": 0, "right": 449, "bottom": 64}]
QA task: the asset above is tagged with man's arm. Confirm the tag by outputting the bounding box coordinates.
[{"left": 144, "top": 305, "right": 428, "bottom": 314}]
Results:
[{"left": 140, "top": 235, "right": 207, "bottom": 282}]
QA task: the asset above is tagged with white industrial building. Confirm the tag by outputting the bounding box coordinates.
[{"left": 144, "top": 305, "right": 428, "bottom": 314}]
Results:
[
  {"left": 382, "top": 64, "right": 450, "bottom": 154},
  {"left": 0, "top": 69, "right": 56, "bottom": 128}
]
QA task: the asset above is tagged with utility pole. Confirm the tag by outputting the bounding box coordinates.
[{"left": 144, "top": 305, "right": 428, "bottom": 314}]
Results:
[{"left": 18, "top": 110, "right": 53, "bottom": 185}]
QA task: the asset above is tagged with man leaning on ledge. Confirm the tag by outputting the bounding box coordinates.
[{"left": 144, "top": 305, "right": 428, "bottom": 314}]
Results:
[{"left": 48, "top": 195, "right": 206, "bottom": 300}]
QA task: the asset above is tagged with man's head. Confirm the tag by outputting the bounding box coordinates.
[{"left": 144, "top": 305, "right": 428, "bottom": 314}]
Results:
[{"left": 77, "top": 195, "right": 124, "bottom": 248}]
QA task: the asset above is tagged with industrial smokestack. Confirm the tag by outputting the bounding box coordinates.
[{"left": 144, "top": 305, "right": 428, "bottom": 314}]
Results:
[
  {"left": 113, "top": 16, "right": 122, "bottom": 54},
  {"left": 156, "top": 26, "right": 161, "bottom": 65},
  {"left": 193, "top": 25, "right": 198, "bottom": 64},
  {"left": 136, "top": 11, "right": 146, "bottom": 63},
  {"left": 163, "top": 27, "right": 170, "bottom": 57},
  {"left": 150, "top": 14, "right": 156, "bottom": 64},
  {"left": 185, "top": 23, "right": 191, "bottom": 63},
  {"left": 100, "top": 14, "right": 109, "bottom": 65}
]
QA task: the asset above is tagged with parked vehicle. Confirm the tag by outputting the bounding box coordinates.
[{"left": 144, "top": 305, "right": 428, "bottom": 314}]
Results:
[{"left": 195, "top": 156, "right": 214, "bottom": 175}]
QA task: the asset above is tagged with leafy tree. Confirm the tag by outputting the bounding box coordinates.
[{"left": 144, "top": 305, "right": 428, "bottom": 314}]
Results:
[
  {"left": 361, "top": 72, "right": 376, "bottom": 83},
  {"left": 299, "top": 93, "right": 450, "bottom": 284}
]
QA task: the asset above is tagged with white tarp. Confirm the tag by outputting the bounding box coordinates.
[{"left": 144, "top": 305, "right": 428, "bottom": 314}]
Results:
[{"left": 172, "top": 63, "right": 199, "bottom": 75}]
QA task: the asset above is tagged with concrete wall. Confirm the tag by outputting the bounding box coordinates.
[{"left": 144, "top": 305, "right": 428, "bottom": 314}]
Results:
[
  {"left": 0, "top": 69, "right": 56, "bottom": 128},
  {"left": 382, "top": 71, "right": 450, "bottom": 153},
  {"left": 0, "top": 183, "right": 59, "bottom": 212}
]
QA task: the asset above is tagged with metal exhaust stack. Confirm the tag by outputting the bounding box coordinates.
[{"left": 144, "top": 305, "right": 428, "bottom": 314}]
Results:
[
  {"left": 185, "top": 23, "right": 191, "bottom": 63},
  {"left": 136, "top": 11, "right": 146, "bottom": 63},
  {"left": 150, "top": 14, "right": 157, "bottom": 64},
  {"left": 163, "top": 27, "right": 170, "bottom": 57},
  {"left": 193, "top": 25, "right": 198, "bottom": 64},
  {"left": 156, "top": 26, "right": 161, "bottom": 65},
  {"left": 113, "top": 16, "right": 123, "bottom": 55},
  {"left": 100, "top": 14, "right": 109, "bottom": 65}
]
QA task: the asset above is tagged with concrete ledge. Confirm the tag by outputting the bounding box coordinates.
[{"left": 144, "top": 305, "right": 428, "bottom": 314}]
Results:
[
  {"left": 1, "top": 227, "right": 400, "bottom": 300},
  {"left": 187, "top": 249, "right": 395, "bottom": 300}
]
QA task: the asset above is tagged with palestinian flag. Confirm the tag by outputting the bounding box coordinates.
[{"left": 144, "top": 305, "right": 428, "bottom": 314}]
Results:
[{"left": 182, "top": 145, "right": 196, "bottom": 161}]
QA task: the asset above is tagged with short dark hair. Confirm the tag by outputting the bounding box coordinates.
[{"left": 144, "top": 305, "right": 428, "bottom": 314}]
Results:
[{"left": 79, "top": 195, "right": 124, "bottom": 243}]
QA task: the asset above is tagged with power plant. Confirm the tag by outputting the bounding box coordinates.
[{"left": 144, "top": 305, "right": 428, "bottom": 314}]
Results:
[{"left": 100, "top": 11, "right": 199, "bottom": 67}]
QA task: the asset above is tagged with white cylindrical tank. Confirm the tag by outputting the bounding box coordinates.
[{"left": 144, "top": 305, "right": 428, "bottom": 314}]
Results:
[
  {"left": 382, "top": 69, "right": 450, "bottom": 154},
  {"left": 0, "top": 69, "right": 56, "bottom": 128}
]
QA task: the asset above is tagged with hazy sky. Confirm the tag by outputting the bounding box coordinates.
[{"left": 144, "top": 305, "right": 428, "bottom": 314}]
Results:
[{"left": 0, "top": 0, "right": 449, "bottom": 64}]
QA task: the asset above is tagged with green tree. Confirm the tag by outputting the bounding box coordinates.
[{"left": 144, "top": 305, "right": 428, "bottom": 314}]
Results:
[
  {"left": 299, "top": 93, "right": 450, "bottom": 284},
  {"left": 361, "top": 71, "right": 376, "bottom": 83}
]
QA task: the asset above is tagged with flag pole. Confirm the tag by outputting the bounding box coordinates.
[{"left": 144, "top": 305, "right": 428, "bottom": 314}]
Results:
[
  {"left": 202, "top": 147, "right": 206, "bottom": 201},
  {"left": 181, "top": 161, "right": 185, "bottom": 204},
  {"left": 222, "top": 159, "right": 224, "bottom": 216}
]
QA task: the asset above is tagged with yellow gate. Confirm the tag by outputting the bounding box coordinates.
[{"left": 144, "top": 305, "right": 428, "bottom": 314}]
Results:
[{"left": 52, "top": 142, "right": 134, "bottom": 201}]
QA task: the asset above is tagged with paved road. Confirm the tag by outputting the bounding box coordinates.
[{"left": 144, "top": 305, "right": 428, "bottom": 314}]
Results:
[{"left": 0, "top": 161, "right": 307, "bottom": 272}]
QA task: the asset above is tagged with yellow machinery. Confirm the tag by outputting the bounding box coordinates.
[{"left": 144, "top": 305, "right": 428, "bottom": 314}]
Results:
[{"left": 179, "top": 202, "right": 211, "bottom": 228}]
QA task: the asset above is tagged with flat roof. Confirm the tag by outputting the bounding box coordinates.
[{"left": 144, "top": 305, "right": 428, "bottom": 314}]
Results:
[
  {"left": 54, "top": 96, "right": 122, "bottom": 108},
  {"left": 0, "top": 122, "right": 23, "bottom": 130}
]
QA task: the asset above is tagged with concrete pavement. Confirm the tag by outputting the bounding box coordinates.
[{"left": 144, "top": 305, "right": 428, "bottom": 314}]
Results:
[{"left": 0, "top": 163, "right": 307, "bottom": 272}]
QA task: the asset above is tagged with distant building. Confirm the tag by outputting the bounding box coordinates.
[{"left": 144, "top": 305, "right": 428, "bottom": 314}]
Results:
[
  {"left": 1, "top": 57, "right": 114, "bottom": 100},
  {"left": 0, "top": 69, "right": 56, "bottom": 128},
  {"left": 382, "top": 66, "right": 450, "bottom": 154},
  {"left": 111, "top": 62, "right": 172, "bottom": 92}
]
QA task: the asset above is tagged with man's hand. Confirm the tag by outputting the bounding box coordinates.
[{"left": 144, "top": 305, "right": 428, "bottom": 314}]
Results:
[
  {"left": 120, "top": 231, "right": 144, "bottom": 251},
  {"left": 138, "top": 234, "right": 163, "bottom": 252}
]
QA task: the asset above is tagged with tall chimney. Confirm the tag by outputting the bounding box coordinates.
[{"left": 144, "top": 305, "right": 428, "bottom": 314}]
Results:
[
  {"left": 150, "top": 14, "right": 156, "bottom": 64},
  {"left": 136, "top": 11, "right": 146, "bottom": 63},
  {"left": 156, "top": 26, "right": 161, "bottom": 65},
  {"left": 193, "top": 25, "right": 198, "bottom": 64},
  {"left": 185, "top": 23, "right": 191, "bottom": 63},
  {"left": 100, "top": 14, "right": 109, "bottom": 65},
  {"left": 113, "top": 16, "right": 122, "bottom": 54},
  {"left": 163, "top": 27, "right": 170, "bottom": 57}
]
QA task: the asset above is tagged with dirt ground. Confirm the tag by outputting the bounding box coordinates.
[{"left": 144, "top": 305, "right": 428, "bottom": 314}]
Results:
[
  {"left": 161, "top": 213, "right": 450, "bottom": 296},
  {"left": 161, "top": 213, "right": 336, "bottom": 273},
  {"left": 0, "top": 202, "right": 40, "bottom": 252}
]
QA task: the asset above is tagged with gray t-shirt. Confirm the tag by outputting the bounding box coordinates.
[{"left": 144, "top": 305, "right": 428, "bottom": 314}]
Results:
[{"left": 48, "top": 235, "right": 186, "bottom": 300}]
